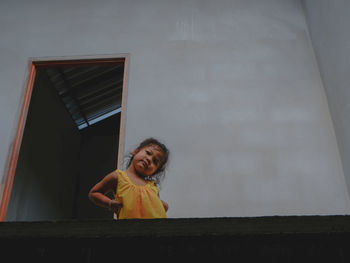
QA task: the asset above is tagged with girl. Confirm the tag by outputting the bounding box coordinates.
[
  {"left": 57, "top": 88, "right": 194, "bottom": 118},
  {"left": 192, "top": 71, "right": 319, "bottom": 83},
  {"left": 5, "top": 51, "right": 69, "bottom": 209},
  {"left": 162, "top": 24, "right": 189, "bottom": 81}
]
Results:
[{"left": 88, "top": 138, "right": 169, "bottom": 219}]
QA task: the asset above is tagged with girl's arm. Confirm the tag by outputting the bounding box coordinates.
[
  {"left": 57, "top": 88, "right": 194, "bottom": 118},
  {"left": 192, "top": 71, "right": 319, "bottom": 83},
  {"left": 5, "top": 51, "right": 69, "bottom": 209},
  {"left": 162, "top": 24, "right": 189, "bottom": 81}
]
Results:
[
  {"left": 161, "top": 200, "right": 169, "bottom": 212},
  {"left": 88, "top": 171, "right": 122, "bottom": 213},
  {"left": 158, "top": 192, "right": 169, "bottom": 212}
]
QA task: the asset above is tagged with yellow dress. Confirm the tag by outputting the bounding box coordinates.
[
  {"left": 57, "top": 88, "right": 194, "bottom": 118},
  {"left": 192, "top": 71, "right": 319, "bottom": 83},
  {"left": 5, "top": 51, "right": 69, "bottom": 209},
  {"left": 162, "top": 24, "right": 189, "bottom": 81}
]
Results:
[{"left": 114, "top": 169, "right": 167, "bottom": 219}]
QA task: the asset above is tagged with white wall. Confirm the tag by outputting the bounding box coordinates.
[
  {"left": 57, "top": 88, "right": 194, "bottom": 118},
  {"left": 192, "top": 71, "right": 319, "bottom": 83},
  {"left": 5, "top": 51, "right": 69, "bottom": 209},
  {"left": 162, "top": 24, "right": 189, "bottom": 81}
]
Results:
[
  {"left": 302, "top": 0, "right": 350, "bottom": 201},
  {"left": 0, "top": 0, "right": 349, "bottom": 219}
]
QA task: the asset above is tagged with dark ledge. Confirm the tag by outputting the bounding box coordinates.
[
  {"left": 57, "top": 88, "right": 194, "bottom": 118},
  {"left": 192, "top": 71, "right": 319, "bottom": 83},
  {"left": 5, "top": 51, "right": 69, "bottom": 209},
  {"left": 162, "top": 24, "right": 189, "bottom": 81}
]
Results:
[{"left": 1, "top": 215, "right": 350, "bottom": 261}]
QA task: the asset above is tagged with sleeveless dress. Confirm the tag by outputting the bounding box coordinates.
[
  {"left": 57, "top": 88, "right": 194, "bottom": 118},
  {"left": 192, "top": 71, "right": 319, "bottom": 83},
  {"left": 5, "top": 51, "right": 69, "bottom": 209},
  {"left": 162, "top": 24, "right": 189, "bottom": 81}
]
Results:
[{"left": 114, "top": 169, "right": 166, "bottom": 219}]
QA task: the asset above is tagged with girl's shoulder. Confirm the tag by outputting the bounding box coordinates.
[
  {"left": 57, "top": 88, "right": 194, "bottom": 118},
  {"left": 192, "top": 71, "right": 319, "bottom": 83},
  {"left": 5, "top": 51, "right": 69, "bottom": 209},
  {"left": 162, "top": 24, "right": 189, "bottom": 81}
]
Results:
[
  {"left": 114, "top": 169, "right": 124, "bottom": 174},
  {"left": 114, "top": 169, "right": 127, "bottom": 179}
]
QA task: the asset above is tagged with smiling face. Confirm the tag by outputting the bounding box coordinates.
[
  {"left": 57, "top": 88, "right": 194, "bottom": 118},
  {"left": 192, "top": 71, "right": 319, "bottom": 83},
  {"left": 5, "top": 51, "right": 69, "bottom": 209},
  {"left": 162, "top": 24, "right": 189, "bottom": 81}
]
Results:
[{"left": 131, "top": 144, "right": 164, "bottom": 178}]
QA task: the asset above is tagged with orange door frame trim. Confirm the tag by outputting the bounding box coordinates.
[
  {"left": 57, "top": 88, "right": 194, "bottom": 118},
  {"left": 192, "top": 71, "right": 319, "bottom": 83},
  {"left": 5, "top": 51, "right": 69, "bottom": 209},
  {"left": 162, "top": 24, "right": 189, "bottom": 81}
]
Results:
[{"left": 0, "top": 55, "right": 129, "bottom": 221}]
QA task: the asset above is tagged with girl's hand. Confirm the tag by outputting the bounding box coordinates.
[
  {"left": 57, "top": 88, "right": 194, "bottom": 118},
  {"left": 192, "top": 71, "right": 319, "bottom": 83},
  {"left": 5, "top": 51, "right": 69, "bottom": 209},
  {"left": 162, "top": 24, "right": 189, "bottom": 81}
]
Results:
[{"left": 109, "top": 199, "right": 123, "bottom": 214}]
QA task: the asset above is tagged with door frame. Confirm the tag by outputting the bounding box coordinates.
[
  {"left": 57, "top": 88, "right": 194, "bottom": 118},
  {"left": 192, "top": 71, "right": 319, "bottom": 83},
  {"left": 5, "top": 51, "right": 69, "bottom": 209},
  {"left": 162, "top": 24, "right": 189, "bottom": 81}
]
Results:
[{"left": 0, "top": 54, "right": 129, "bottom": 221}]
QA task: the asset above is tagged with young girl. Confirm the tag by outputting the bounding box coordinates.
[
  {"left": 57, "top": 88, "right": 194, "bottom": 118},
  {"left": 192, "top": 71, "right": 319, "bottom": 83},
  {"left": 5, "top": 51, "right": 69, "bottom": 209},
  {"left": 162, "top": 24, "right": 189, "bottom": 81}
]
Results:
[{"left": 88, "top": 138, "right": 169, "bottom": 219}]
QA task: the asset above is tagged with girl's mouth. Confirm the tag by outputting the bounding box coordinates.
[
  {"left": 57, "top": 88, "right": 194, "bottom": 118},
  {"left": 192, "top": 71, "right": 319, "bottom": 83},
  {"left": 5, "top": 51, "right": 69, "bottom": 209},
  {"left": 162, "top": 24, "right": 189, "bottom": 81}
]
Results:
[{"left": 140, "top": 160, "right": 148, "bottom": 169}]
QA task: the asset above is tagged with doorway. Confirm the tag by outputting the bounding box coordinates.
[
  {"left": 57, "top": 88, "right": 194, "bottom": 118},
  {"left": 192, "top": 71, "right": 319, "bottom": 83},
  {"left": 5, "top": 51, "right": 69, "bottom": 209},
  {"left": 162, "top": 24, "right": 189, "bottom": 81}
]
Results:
[{"left": 1, "top": 56, "right": 128, "bottom": 221}]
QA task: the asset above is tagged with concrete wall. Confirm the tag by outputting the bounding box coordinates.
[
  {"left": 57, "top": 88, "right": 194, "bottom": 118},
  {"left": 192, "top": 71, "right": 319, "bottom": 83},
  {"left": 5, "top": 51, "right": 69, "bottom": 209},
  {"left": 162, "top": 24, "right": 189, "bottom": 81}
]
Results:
[
  {"left": 302, "top": 0, "right": 350, "bottom": 201},
  {"left": 1, "top": 0, "right": 349, "bottom": 219}
]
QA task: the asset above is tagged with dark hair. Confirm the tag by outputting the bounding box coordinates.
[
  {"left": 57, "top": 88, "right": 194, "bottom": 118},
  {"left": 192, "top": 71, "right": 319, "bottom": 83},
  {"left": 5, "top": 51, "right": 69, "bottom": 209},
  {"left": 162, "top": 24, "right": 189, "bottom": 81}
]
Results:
[{"left": 126, "top": 138, "right": 169, "bottom": 186}]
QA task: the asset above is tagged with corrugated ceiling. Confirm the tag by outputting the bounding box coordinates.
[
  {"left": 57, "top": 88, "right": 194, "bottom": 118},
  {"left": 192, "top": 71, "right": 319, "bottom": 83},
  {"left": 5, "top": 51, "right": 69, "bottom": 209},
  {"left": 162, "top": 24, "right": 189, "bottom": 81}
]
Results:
[{"left": 43, "top": 64, "right": 124, "bottom": 130}]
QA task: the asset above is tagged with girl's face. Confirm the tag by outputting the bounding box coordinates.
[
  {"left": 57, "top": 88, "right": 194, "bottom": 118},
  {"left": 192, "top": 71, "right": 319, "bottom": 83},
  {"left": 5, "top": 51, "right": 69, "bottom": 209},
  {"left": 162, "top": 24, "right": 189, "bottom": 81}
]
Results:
[{"left": 131, "top": 144, "right": 164, "bottom": 177}]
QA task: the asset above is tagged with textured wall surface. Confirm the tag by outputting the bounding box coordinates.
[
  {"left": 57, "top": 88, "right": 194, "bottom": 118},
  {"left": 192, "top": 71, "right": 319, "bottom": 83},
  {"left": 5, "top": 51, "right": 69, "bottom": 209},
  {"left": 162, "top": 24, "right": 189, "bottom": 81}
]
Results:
[
  {"left": 302, "top": 0, "right": 350, "bottom": 200},
  {"left": 0, "top": 0, "right": 349, "bottom": 219}
]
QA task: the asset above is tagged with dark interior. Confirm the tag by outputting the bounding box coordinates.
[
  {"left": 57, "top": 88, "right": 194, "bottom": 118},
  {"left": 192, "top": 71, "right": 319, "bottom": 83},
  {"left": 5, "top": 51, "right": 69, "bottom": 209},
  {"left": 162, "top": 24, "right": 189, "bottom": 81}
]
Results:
[{"left": 6, "top": 64, "right": 124, "bottom": 221}]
